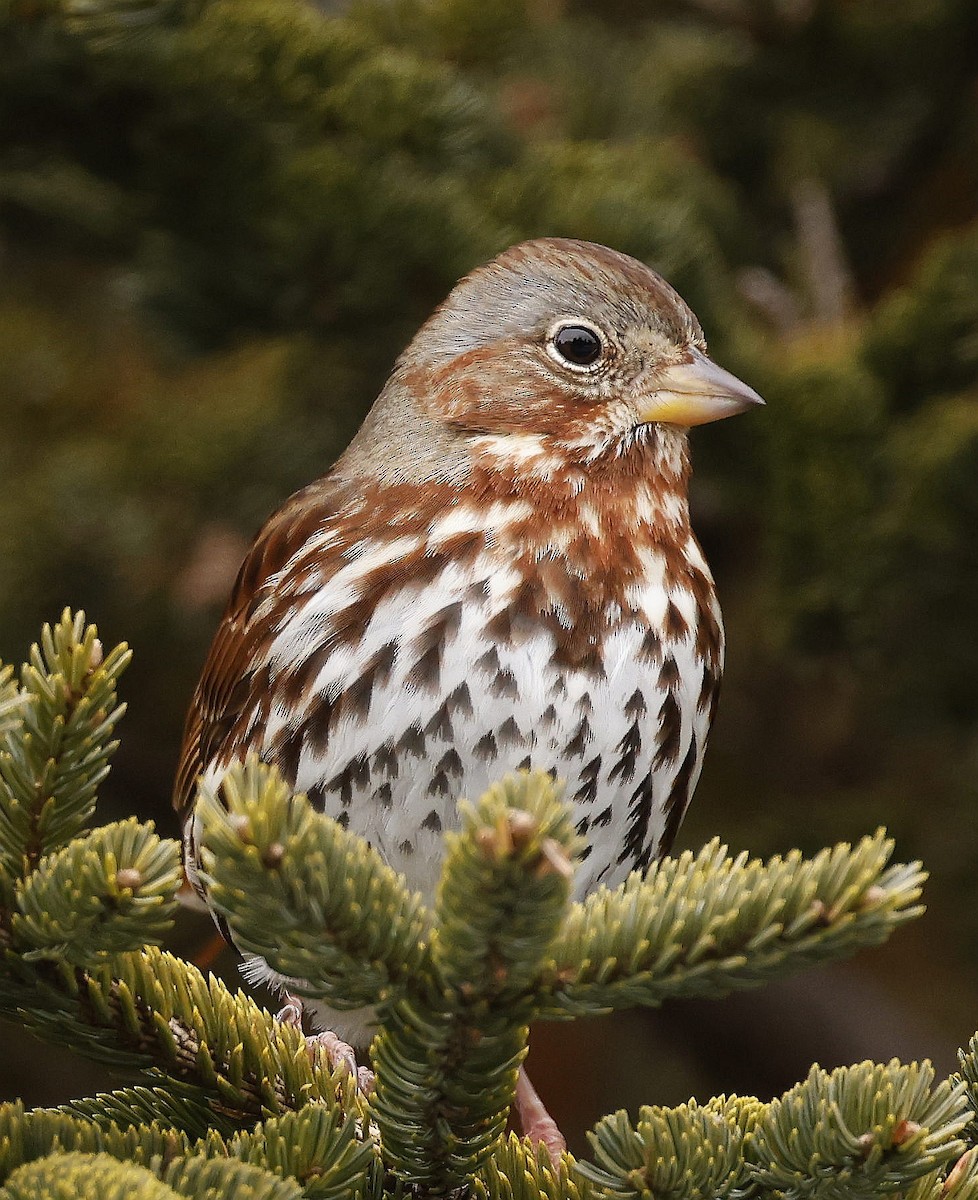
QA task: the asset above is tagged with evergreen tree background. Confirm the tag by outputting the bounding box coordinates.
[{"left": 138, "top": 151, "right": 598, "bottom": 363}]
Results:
[{"left": 1, "top": 0, "right": 977, "bottom": 1152}]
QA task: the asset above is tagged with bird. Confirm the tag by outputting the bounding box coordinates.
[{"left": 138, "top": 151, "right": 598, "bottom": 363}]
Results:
[{"left": 174, "top": 237, "right": 762, "bottom": 1151}]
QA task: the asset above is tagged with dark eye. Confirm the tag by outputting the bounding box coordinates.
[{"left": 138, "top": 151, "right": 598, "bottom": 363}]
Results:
[{"left": 552, "top": 324, "right": 603, "bottom": 368}]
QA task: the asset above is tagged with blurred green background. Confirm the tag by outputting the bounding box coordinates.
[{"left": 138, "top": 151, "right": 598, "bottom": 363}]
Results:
[{"left": 1, "top": 0, "right": 977, "bottom": 1154}]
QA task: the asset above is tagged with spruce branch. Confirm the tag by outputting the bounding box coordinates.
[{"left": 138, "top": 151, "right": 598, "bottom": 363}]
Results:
[
  {"left": 0, "top": 610, "right": 130, "bottom": 908},
  {"left": 0, "top": 943, "right": 344, "bottom": 1130},
  {"left": 190, "top": 761, "right": 930, "bottom": 1192},
  {"left": 432, "top": 774, "right": 584, "bottom": 1000},
  {"left": 0, "top": 667, "right": 23, "bottom": 742},
  {"left": 0, "top": 1096, "right": 375, "bottom": 1199},
  {"left": 0, "top": 1151, "right": 181, "bottom": 1200},
  {"left": 55, "top": 1086, "right": 229, "bottom": 1140},
  {"left": 0, "top": 1099, "right": 190, "bottom": 1184},
  {"left": 472, "top": 1134, "right": 592, "bottom": 1200},
  {"left": 957, "top": 1033, "right": 978, "bottom": 1146},
  {"left": 161, "top": 1154, "right": 305, "bottom": 1200},
  {"left": 749, "top": 1060, "right": 969, "bottom": 1197},
  {"left": 575, "top": 1066, "right": 971, "bottom": 1200},
  {"left": 198, "top": 756, "right": 431, "bottom": 1008},
  {"left": 933, "top": 1147, "right": 978, "bottom": 1200},
  {"left": 225, "top": 1105, "right": 378, "bottom": 1200},
  {"left": 0, "top": 1148, "right": 308, "bottom": 1200},
  {"left": 106, "top": 948, "right": 354, "bottom": 1122},
  {"left": 539, "top": 831, "right": 925, "bottom": 1015},
  {"left": 370, "top": 774, "right": 580, "bottom": 1196},
  {"left": 580, "top": 1094, "right": 762, "bottom": 1200},
  {"left": 0, "top": 621, "right": 361, "bottom": 1137},
  {"left": 13, "top": 817, "right": 181, "bottom": 966},
  {"left": 0, "top": 616, "right": 959, "bottom": 1200}
]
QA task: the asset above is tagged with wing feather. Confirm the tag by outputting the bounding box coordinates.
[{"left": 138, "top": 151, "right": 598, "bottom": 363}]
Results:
[{"left": 173, "top": 479, "right": 344, "bottom": 820}]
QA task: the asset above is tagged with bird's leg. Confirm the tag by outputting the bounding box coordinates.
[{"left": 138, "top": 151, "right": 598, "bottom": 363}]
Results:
[
  {"left": 514, "top": 1065, "right": 566, "bottom": 1166},
  {"left": 275, "top": 992, "right": 375, "bottom": 1094}
]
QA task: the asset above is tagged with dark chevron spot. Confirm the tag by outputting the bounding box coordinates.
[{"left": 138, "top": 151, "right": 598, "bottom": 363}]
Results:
[
  {"left": 686, "top": 564, "right": 713, "bottom": 602},
  {"left": 698, "top": 665, "right": 720, "bottom": 715},
  {"left": 437, "top": 600, "right": 464, "bottom": 637},
  {"left": 490, "top": 668, "right": 519, "bottom": 700},
  {"left": 708, "top": 684, "right": 721, "bottom": 726},
  {"left": 300, "top": 692, "right": 336, "bottom": 758},
  {"left": 517, "top": 754, "right": 532, "bottom": 770},
  {"left": 653, "top": 692, "right": 682, "bottom": 768},
  {"left": 498, "top": 717, "right": 520, "bottom": 747},
  {"left": 339, "top": 669, "right": 373, "bottom": 722},
  {"left": 374, "top": 782, "right": 392, "bottom": 809},
  {"left": 351, "top": 753, "right": 370, "bottom": 787},
  {"left": 477, "top": 646, "right": 501, "bottom": 675},
  {"left": 436, "top": 748, "right": 463, "bottom": 778},
  {"left": 663, "top": 599, "right": 689, "bottom": 640},
  {"left": 694, "top": 605, "right": 722, "bottom": 665},
  {"left": 658, "top": 655, "right": 681, "bottom": 690},
  {"left": 421, "top": 809, "right": 442, "bottom": 832},
  {"left": 398, "top": 840, "right": 414, "bottom": 856},
  {"left": 270, "top": 724, "right": 304, "bottom": 788},
  {"left": 618, "top": 774, "right": 655, "bottom": 870},
  {"left": 367, "top": 640, "right": 398, "bottom": 689},
  {"left": 413, "top": 602, "right": 463, "bottom": 658},
  {"left": 540, "top": 704, "right": 558, "bottom": 728},
  {"left": 425, "top": 700, "right": 453, "bottom": 741},
  {"left": 624, "top": 689, "right": 647, "bottom": 719},
  {"left": 397, "top": 724, "right": 426, "bottom": 757},
  {"left": 638, "top": 629, "right": 662, "bottom": 664},
  {"left": 574, "top": 754, "right": 602, "bottom": 805},
  {"left": 660, "top": 736, "right": 698, "bottom": 857},
  {"left": 609, "top": 721, "right": 641, "bottom": 783},
  {"left": 576, "top": 693, "right": 594, "bottom": 715},
  {"left": 447, "top": 682, "right": 473, "bottom": 718},
  {"left": 428, "top": 771, "right": 450, "bottom": 797},
  {"left": 592, "top": 805, "right": 613, "bottom": 828},
  {"left": 306, "top": 782, "right": 327, "bottom": 813},
  {"left": 576, "top": 816, "right": 590, "bottom": 836},
  {"left": 274, "top": 656, "right": 314, "bottom": 710},
  {"left": 406, "top": 643, "right": 441, "bottom": 693},
  {"left": 474, "top": 732, "right": 498, "bottom": 762},
  {"left": 326, "top": 753, "right": 369, "bottom": 807},
  {"left": 466, "top": 578, "right": 490, "bottom": 603},
  {"left": 486, "top": 608, "right": 512, "bottom": 646},
  {"left": 336, "top": 811, "right": 350, "bottom": 830},
  {"left": 564, "top": 715, "right": 592, "bottom": 759},
  {"left": 373, "top": 741, "right": 398, "bottom": 778}
]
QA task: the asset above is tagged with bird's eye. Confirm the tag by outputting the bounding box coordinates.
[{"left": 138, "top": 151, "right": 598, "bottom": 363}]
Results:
[{"left": 550, "top": 323, "right": 604, "bottom": 369}]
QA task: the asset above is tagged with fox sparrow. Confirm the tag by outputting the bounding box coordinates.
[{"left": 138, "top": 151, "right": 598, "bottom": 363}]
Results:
[{"left": 174, "top": 238, "right": 762, "bottom": 1143}]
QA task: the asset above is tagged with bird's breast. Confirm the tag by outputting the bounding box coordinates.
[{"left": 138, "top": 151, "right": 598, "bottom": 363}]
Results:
[{"left": 255, "top": 527, "right": 723, "bottom": 902}]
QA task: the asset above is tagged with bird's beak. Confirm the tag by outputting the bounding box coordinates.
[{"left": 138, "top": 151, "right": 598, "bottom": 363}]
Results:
[{"left": 639, "top": 347, "right": 764, "bottom": 427}]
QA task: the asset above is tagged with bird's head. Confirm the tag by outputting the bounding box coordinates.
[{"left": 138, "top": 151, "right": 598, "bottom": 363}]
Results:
[
  {"left": 406, "top": 238, "right": 759, "bottom": 443},
  {"left": 340, "top": 238, "right": 762, "bottom": 483}
]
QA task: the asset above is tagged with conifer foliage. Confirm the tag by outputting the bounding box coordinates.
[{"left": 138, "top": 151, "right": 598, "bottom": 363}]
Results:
[{"left": 1, "top": 612, "right": 977, "bottom": 1198}]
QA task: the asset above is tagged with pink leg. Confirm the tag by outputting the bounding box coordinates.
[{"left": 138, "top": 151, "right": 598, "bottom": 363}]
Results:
[
  {"left": 515, "top": 1065, "right": 566, "bottom": 1165},
  {"left": 275, "top": 993, "right": 374, "bottom": 1093}
]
